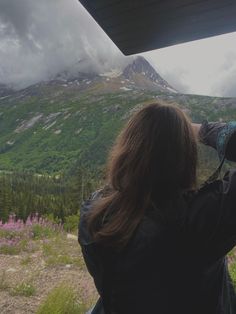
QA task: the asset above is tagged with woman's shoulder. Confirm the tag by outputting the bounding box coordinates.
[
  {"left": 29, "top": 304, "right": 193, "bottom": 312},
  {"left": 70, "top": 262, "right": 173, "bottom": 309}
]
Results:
[
  {"left": 79, "top": 186, "right": 112, "bottom": 245},
  {"left": 78, "top": 191, "right": 100, "bottom": 246},
  {"left": 188, "top": 169, "right": 236, "bottom": 204},
  {"left": 183, "top": 170, "right": 236, "bottom": 254},
  {"left": 184, "top": 175, "right": 224, "bottom": 223}
]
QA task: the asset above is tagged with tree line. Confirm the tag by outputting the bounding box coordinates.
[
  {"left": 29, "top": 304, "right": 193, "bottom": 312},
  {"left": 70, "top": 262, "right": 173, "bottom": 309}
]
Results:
[{"left": 0, "top": 169, "right": 98, "bottom": 223}]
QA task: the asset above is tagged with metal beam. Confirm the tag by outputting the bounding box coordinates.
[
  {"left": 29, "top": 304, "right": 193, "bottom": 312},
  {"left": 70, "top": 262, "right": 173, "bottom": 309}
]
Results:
[{"left": 79, "top": 0, "right": 236, "bottom": 55}]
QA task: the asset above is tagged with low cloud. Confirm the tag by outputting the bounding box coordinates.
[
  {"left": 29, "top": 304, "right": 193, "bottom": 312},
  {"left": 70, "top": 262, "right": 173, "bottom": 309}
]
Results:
[
  {"left": 211, "top": 51, "right": 236, "bottom": 97},
  {"left": 158, "top": 69, "right": 191, "bottom": 94},
  {"left": 0, "top": 1, "right": 236, "bottom": 97},
  {"left": 144, "top": 32, "right": 236, "bottom": 97},
  {"left": 0, "top": 0, "right": 130, "bottom": 89}
]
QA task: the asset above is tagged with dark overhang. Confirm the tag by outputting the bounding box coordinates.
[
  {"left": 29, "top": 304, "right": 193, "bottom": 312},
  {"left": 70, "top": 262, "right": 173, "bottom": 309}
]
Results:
[{"left": 79, "top": 0, "right": 236, "bottom": 55}]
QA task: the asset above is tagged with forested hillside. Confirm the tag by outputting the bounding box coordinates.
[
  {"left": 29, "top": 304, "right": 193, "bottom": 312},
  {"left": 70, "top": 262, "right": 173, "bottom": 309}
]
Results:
[
  {"left": 1, "top": 90, "right": 236, "bottom": 174},
  {"left": 0, "top": 57, "right": 236, "bottom": 221}
]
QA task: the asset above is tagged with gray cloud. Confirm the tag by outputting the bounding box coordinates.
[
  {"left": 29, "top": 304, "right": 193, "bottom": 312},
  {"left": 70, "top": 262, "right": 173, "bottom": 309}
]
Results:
[
  {"left": 0, "top": 0, "right": 130, "bottom": 89},
  {"left": 1, "top": 0, "right": 236, "bottom": 97},
  {"left": 214, "top": 74, "right": 236, "bottom": 98},
  {"left": 153, "top": 65, "right": 191, "bottom": 94},
  {"left": 159, "top": 70, "right": 191, "bottom": 94},
  {"left": 143, "top": 55, "right": 190, "bottom": 93},
  {"left": 212, "top": 51, "right": 236, "bottom": 97}
]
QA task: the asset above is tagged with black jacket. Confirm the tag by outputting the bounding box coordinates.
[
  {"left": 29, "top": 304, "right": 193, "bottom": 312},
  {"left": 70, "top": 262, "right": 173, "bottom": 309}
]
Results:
[{"left": 79, "top": 121, "right": 236, "bottom": 314}]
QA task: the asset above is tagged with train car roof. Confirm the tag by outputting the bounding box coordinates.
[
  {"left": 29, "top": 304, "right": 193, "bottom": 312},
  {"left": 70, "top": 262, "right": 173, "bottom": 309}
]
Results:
[{"left": 79, "top": 0, "right": 236, "bottom": 55}]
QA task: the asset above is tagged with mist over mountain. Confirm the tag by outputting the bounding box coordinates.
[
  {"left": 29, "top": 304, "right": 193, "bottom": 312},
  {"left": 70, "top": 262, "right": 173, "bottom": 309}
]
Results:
[
  {"left": 0, "top": 56, "right": 175, "bottom": 95},
  {"left": 0, "top": 0, "right": 133, "bottom": 90}
]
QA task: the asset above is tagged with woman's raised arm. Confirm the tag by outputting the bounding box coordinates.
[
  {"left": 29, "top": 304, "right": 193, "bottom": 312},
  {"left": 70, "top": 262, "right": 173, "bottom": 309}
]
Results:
[{"left": 192, "top": 121, "right": 236, "bottom": 162}]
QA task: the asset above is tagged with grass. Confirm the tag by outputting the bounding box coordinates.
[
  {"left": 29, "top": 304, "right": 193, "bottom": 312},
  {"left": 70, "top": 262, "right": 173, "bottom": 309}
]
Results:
[
  {"left": 0, "top": 215, "right": 96, "bottom": 313},
  {"left": 0, "top": 271, "right": 9, "bottom": 291},
  {"left": 46, "top": 254, "right": 76, "bottom": 266},
  {"left": 36, "top": 283, "right": 87, "bottom": 314},
  {"left": 20, "top": 256, "right": 32, "bottom": 266},
  {"left": 0, "top": 244, "right": 21, "bottom": 255},
  {"left": 0, "top": 239, "right": 38, "bottom": 255},
  {"left": 10, "top": 282, "right": 36, "bottom": 297},
  {"left": 42, "top": 236, "right": 83, "bottom": 267},
  {"left": 32, "top": 224, "right": 60, "bottom": 239}
]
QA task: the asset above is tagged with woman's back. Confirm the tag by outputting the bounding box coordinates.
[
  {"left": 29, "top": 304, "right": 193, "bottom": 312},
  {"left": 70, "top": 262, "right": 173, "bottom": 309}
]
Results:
[
  {"left": 79, "top": 104, "right": 236, "bottom": 314},
  {"left": 80, "top": 171, "right": 236, "bottom": 314}
]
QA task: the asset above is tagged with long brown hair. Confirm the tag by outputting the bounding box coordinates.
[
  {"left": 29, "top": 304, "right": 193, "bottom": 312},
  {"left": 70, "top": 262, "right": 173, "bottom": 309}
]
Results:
[{"left": 87, "top": 102, "right": 197, "bottom": 248}]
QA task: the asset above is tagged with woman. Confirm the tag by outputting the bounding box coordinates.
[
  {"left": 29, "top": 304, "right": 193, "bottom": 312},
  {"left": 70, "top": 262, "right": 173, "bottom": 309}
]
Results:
[{"left": 79, "top": 102, "right": 236, "bottom": 314}]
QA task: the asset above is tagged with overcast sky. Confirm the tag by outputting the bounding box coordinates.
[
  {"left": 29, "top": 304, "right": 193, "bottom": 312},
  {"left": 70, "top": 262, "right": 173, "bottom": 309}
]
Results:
[{"left": 0, "top": 0, "right": 236, "bottom": 97}]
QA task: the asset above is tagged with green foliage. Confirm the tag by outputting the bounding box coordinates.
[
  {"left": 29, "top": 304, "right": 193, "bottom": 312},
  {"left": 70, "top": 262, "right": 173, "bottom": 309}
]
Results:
[
  {"left": 43, "top": 213, "right": 62, "bottom": 225},
  {"left": 63, "top": 214, "right": 80, "bottom": 233},
  {"left": 0, "top": 238, "right": 37, "bottom": 255},
  {"left": 0, "top": 244, "right": 21, "bottom": 255},
  {"left": 0, "top": 89, "right": 235, "bottom": 232},
  {"left": 0, "top": 170, "right": 96, "bottom": 222},
  {"left": 0, "top": 87, "right": 235, "bottom": 175},
  {"left": 36, "top": 283, "right": 87, "bottom": 314},
  {"left": 32, "top": 224, "right": 58, "bottom": 239},
  {"left": 229, "top": 262, "right": 236, "bottom": 288},
  {"left": 11, "top": 282, "right": 36, "bottom": 297},
  {"left": 42, "top": 242, "right": 55, "bottom": 257}
]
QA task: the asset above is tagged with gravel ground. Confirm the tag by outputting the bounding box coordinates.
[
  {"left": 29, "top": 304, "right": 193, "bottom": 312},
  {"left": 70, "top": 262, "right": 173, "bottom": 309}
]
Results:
[{"left": 0, "top": 235, "right": 97, "bottom": 314}]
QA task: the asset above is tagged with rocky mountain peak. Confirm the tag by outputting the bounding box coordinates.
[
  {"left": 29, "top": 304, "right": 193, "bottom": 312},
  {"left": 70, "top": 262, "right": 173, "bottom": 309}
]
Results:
[
  {"left": 123, "top": 56, "right": 154, "bottom": 76},
  {"left": 122, "top": 56, "right": 177, "bottom": 92}
]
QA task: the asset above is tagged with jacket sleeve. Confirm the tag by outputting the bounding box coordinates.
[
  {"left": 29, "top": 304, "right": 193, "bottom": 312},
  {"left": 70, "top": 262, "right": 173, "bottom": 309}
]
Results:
[
  {"left": 199, "top": 120, "right": 225, "bottom": 150},
  {"left": 199, "top": 120, "right": 236, "bottom": 162}
]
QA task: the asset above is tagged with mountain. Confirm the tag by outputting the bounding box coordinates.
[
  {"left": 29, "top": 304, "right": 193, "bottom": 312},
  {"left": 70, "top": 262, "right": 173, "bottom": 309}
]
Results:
[
  {"left": 122, "top": 56, "right": 177, "bottom": 93},
  {"left": 0, "top": 57, "right": 235, "bottom": 174},
  {"left": 0, "top": 84, "right": 14, "bottom": 97},
  {"left": 48, "top": 56, "right": 177, "bottom": 94}
]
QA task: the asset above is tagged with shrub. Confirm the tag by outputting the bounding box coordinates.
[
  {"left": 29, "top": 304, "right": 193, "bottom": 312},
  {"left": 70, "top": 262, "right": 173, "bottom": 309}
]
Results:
[
  {"left": 32, "top": 224, "right": 57, "bottom": 239},
  {"left": 0, "top": 213, "right": 63, "bottom": 255},
  {"left": 43, "top": 213, "right": 62, "bottom": 225},
  {"left": 63, "top": 214, "right": 80, "bottom": 233},
  {"left": 36, "top": 283, "right": 87, "bottom": 314}
]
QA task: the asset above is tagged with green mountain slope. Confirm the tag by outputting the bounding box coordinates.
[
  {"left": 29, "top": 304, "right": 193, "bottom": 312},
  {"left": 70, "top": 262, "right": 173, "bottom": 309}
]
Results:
[{"left": 0, "top": 57, "right": 236, "bottom": 174}]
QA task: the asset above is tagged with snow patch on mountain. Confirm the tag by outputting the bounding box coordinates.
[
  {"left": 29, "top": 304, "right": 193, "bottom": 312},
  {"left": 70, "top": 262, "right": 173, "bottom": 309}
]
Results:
[{"left": 99, "top": 69, "right": 122, "bottom": 78}]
